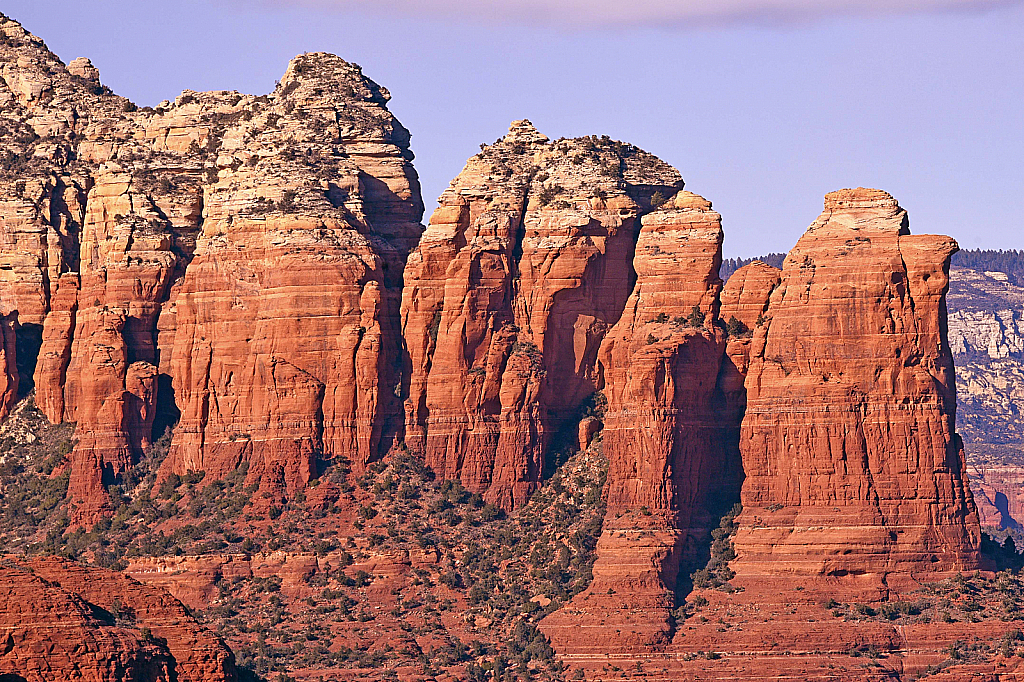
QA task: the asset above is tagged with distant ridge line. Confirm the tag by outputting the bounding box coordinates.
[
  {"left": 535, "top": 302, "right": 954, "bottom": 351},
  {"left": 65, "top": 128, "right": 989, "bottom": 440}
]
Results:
[
  {"left": 720, "top": 253, "right": 786, "bottom": 281},
  {"left": 722, "top": 249, "right": 1024, "bottom": 285}
]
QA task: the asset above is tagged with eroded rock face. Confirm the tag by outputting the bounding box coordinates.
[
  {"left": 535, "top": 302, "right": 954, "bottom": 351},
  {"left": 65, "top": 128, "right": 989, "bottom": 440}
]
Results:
[
  {"left": 159, "top": 53, "right": 422, "bottom": 503},
  {"left": 0, "top": 557, "right": 237, "bottom": 682},
  {"left": 542, "top": 191, "right": 732, "bottom": 651},
  {"left": 967, "top": 445, "right": 1024, "bottom": 529},
  {"left": 401, "top": 120, "right": 682, "bottom": 508},
  {"left": 716, "top": 261, "right": 782, "bottom": 431},
  {"left": 733, "top": 188, "right": 981, "bottom": 582},
  {"left": 0, "top": 14, "right": 423, "bottom": 519},
  {"left": 946, "top": 267, "right": 1024, "bottom": 447},
  {"left": 0, "top": 14, "right": 997, "bottom": 678},
  {"left": 0, "top": 308, "right": 17, "bottom": 418},
  {"left": 34, "top": 272, "right": 78, "bottom": 421}
]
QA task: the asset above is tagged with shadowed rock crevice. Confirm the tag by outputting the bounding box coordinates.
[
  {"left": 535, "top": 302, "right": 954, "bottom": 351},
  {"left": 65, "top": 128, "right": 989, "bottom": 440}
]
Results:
[
  {"left": 542, "top": 189, "right": 742, "bottom": 651},
  {"left": 0, "top": 17, "right": 426, "bottom": 524},
  {"left": 13, "top": 321, "right": 39, "bottom": 397},
  {"left": 401, "top": 122, "right": 684, "bottom": 509}
]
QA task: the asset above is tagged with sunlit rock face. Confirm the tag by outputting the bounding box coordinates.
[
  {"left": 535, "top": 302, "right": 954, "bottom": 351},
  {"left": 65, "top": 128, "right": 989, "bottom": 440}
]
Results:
[
  {"left": 733, "top": 188, "right": 980, "bottom": 583},
  {"left": 401, "top": 120, "right": 683, "bottom": 509}
]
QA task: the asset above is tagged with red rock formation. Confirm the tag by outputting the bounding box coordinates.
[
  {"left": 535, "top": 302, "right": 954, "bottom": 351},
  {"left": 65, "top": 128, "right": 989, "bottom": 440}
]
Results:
[
  {"left": 57, "top": 171, "right": 179, "bottom": 523},
  {"left": 63, "top": 307, "right": 132, "bottom": 524},
  {"left": 733, "top": 188, "right": 980, "bottom": 584},
  {"left": 545, "top": 190, "right": 985, "bottom": 668},
  {"left": 716, "top": 261, "right": 782, "bottom": 454},
  {"left": 34, "top": 272, "right": 79, "bottom": 421},
  {"left": 401, "top": 121, "right": 683, "bottom": 508},
  {"left": 0, "top": 563, "right": 171, "bottom": 682},
  {"left": 720, "top": 261, "right": 782, "bottom": 330},
  {"left": 0, "top": 175, "right": 84, "bottom": 327},
  {"left": 598, "top": 191, "right": 728, "bottom": 517},
  {"left": 159, "top": 53, "right": 422, "bottom": 502},
  {"left": 0, "top": 557, "right": 238, "bottom": 682},
  {"left": 0, "top": 17, "right": 423, "bottom": 512},
  {"left": 543, "top": 190, "right": 731, "bottom": 651},
  {"left": 0, "top": 307, "right": 17, "bottom": 419}
]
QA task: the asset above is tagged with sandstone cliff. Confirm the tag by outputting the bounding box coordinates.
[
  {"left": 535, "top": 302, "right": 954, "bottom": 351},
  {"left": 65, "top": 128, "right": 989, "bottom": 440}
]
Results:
[
  {"left": 546, "top": 190, "right": 991, "bottom": 680},
  {"left": 401, "top": 121, "right": 682, "bottom": 508},
  {"left": 0, "top": 557, "right": 237, "bottom": 682},
  {"left": 0, "top": 12, "right": 1009, "bottom": 681},
  {"left": 0, "top": 14, "right": 422, "bottom": 523},
  {"left": 715, "top": 260, "right": 781, "bottom": 459},
  {"left": 0, "top": 308, "right": 17, "bottom": 419},
  {"left": 733, "top": 188, "right": 980, "bottom": 582},
  {"left": 160, "top": 53, "right": 422, "bottom": 508},
  {"left": 541, "top": 190, "right": 734, "bottom": 650}
]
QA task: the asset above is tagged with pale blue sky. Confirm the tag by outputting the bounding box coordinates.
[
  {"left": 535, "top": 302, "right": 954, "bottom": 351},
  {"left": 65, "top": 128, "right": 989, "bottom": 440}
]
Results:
[{"left": 6, "top": 0, "right": 1022, "bottom": 257}]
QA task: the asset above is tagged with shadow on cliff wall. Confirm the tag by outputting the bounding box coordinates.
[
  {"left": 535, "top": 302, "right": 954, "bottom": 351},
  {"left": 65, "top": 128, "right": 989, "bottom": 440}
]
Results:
[
  {"left": 673, "top": 491, "right": 743, "bottom": 601},
  {"left": 152, "top": 373, "right": 180, "bottom": 445},
  {"left": 14, "top": 322, "right": 41, "bottom": 398},
  {"left": 542, "top": 391, "right": 607, "bottom": 479},
  {"left": 995, "top": 491, "right": 1021, "bottom": 529}
]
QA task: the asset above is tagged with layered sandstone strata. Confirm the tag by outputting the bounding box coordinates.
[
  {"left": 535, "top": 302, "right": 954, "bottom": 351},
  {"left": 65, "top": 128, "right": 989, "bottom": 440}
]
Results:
[
  {"left": 0, "top": 14, "right": 423, "bottom": 520},
  {"left": 545, "top": 190, "right": 983, "bottom": 661},
  {"left": 732, "top": 188, "right": 981, "bottom": 582},
  {"left": 0, "top": 308, "right": 17, "bottom": 418},
  {"left": 0, "top": 557, "right": 237, "bottom": 682},
  {"left": 401, "top": 121, "right": 682, "bottom": 508},
  {"left": 715, "top": 261, "right": 782, "bottom": 453},
  {"left": 159, "top": 53, "right": 422, "bottom": 504},
  {"left": 542, "top": 191, "right": 732, "bottom": 650}
]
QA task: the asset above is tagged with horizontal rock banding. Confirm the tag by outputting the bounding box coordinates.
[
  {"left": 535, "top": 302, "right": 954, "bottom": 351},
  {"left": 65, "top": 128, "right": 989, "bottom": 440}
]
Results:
[
  {"left": 0, "top": 557, "right": 237, "bottom": 682},
  {"left": 733, "top": 188, "right": 980, "bottom": 581},
  {"left": 401, "top": 121, "right": 683, "bottom": 508}
]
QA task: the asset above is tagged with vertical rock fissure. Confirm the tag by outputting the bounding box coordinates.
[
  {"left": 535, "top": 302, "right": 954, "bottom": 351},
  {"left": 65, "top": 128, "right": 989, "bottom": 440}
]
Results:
[{"left": 13, "top": 323, "right": 42, "bottom": 398}]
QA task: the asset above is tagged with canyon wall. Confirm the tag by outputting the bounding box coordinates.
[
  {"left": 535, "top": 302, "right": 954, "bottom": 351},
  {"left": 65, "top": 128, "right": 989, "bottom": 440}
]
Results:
[
  {"left": 947, "top": 265, "right": 1024, "bottom": 449},
  {"left": 0, "top": 14, "right": 421, "bottom": 524},
  {"left": 545, "top": 189, "right": 983, "bottom": 659},
  {"left": 0, "top": 12, "right": 1001, "bottom": 680},
  {"left": 0, "top": 308, "right": 17, "bottom": 418},
  {"left": 159, "top": 53, "right": 422, "bottom": 508},
  {"left": 401, "top": 121, "right": 682, "bottom": 508},
  {"left": 0, "top": 557, "right": 237, "bottom": 682},
  {"left": 732, "top": 188, "right": 980, "bottom": 582},
  {"left": 542, "top": 190, "right": 738, "bottom": 649}
]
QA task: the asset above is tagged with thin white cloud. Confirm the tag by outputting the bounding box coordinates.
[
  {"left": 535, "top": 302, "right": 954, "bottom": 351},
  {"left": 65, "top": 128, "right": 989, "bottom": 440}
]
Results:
[{"left": 275, "top": 0, "right": 1019, "bottom": 27}]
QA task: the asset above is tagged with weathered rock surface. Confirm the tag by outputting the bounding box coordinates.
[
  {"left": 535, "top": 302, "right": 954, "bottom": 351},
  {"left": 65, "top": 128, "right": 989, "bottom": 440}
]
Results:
[
  {"left": 0, "top": 308, "right": 17, "bottom": 419},
  {"left": 160, "top": 54, "right": 422, "bottom": 503},
  {"left": 543, "top": 190, "right": 733, "bottom": 651},
  {"left": 33, "top": 271, "right": 78, "bottom": 421},
  {"left": 733, "top": 188, "right": 980, "bottom": 582},
  {"left": 946, "top": 267, "right": 1024, "bottom": 448},
  {"left": 716, "top": 260, "right": 781, "bottom": 441},
  {"left": 948, "top": 267, "right": 1024, "bottom": 360},
  {"left": 401, "top": 121, "right": 682, "bottom": 508},
  {"left": 0, "top": 557, "right": 237, "bottom": 682},
  {"left": 0, "top": 12, "right": 1009, "bottom": 681},
  {"left": 0, "top": 13, "right": 423, "bottom": 519},
  {"left": 966, "top": 444, "right": 1024, "bottom": 528},
  {"left": 547, "top": 191, "right": 990, "bottom": 679}
]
